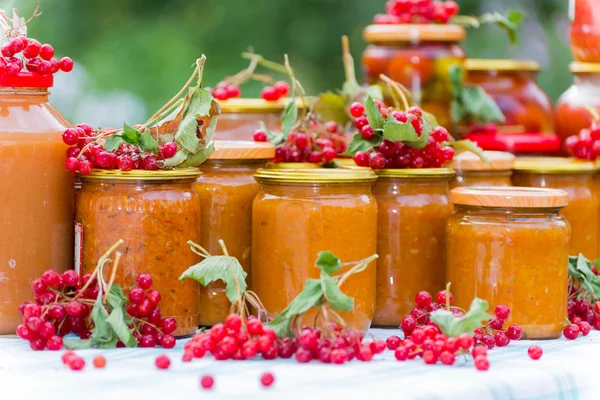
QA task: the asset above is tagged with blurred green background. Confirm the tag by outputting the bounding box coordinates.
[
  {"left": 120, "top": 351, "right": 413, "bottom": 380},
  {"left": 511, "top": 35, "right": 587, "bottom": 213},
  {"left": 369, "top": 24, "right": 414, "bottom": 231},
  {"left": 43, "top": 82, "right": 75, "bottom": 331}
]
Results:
[{"left": 6, "top": 0, "right": 571, "bottom": 126}]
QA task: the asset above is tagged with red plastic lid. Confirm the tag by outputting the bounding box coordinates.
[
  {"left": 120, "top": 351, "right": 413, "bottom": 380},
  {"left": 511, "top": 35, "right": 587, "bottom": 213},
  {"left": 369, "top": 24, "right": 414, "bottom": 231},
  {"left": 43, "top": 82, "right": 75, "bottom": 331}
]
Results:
[
  {"left": 463, "top": 132, "right": 562, "bottom": 154},
  {"left": 0, "top": 72, "right": 53, "bottom": 88}
]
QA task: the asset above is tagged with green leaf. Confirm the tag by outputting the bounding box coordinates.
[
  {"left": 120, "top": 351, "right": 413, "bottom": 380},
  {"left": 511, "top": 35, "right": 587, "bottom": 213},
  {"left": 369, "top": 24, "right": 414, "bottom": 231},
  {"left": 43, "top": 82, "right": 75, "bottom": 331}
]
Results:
[
  {"left": 122, "top": 123, "right": 142, "bottom": 145},
  {"left": 140, "top": 131, "right": 159, "bottom": 151},
  {"left": 315, "top": 251, "right": 342, "bottom": 275},
  {"left": 105, "top": 285, "right": 137, "bottom": 347},
  {"left": 342, "top": 133, "right": 381, "bottom": 156},
  {"left": 450, "top": 140, "right": 489, "bottom": 162},
  {"left": 89, "top": 294, "right": 113, "bottom": 344},
  {"left": 174, "top": 114, "right": 201, "bottom": 153},
  {"left": 422, "top": 111, "right": 440, "bottom": 129},
  {"left": 63, "top": 338, "right": 93, "bottom": 350},
  {"left": 365, "top": 85, "right": 384, "bottom": 102},
  {"left": 266, "top": 279, "right": 323, "bottom": 337},
  {"left": 479, "top": 9, "right": 524, "bottom": 45},
  {"left": 449, "top": 64, "right": 464, "bottom": 97},
  {"left": 186, "top": 142, "right": 215, "bottom": 167},
  {"left": 462, "top": 86, "right": 505, "bottom": 124},
  {"left": 320, "top": 274, "right": 353, "bottom": 312},
  {"left": 568, "top": 254, "right": 600, "bottom": 299},
  {"left": 382, "top": 115, "right": 429, "bottom": 149},
  {"left": 179, "top": 254, "right": 247, "bottom": 303},
  {"left": 161, "top": 148, "right": 188, "bottom": 169},
  {"left": 260, "top": 121, "right": 285, "bottom": 147},
  {"left": 281, "top": 100, "right": 298, "bottom": 138},
  {"left": 341, "top": 80, "right": 362, "bottom": 100},
  {"left": 314, "top": 91, "right": 349, "bottom": 126},
  {"left": 364, "top": 95, "right": 385, "bottom": 130},
  {"left": 430, "top": 297, "right": 491, "bottom": 337},
  {"left": 103, "top": 135, "right": 125, "bottom": 152}
]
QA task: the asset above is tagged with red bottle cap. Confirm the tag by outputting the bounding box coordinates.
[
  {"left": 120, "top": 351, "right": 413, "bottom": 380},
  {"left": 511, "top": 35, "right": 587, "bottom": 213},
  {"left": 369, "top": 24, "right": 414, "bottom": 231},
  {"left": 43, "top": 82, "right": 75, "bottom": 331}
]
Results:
[
  {"left": 0, "top": 72, "right": 53, "bottom": 88},
  {"left": 464, "top": 132, "right": 562, "bottom": 154}
]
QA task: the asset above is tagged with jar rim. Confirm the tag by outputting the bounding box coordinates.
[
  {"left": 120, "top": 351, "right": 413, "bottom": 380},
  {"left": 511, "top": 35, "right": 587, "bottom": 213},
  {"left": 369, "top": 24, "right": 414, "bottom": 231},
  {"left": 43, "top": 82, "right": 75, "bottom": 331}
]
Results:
[
  {"left": 466, "top": 59, "right": 541, "bottom": 72},
  {"left": 219, "top": 97, "right": 311, "bottom": 114},
  {"left": 209, "top": 140, "right": 275, "bottom": 160},
  {"left": 363, "top": 24, "right": 466, "bottom": 43},
  {"left": 451, "top": 151, "right": 515, "bottom": 171},
  {"left": 254, "top": 168, "right": 377, "bottom": 184},
  {"left": 570, "top": 62, "right": 600, "bottom": 74},
  {"left": 266, "top": 162, "right": 321, "bottom": 170},
  {"left": 79, "top": 168, "right": 202, "bottom": 181},
  {"left": 513, "top": 157, "right": 598, "bottom": 174},
  {"left": 450, "top": 186, "right": 569, "bottom": 208},
  {"left": 375, "top": 167, "right": 455, "bottom": 178}
]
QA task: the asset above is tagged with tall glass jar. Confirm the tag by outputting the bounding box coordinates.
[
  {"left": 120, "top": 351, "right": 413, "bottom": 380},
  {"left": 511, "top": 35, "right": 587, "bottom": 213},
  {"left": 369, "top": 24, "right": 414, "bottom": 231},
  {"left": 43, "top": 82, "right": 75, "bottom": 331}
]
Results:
[
  {"left": 512, "top": 158, "right": 598, "bottom": 260},
  {"left": 465, "top": 59, "right": 553, "bottom": 133},
  {"left": 447, "top": 187, "right": 570, "bottom": 339},
  {"left": 251, "top": 169, "right": 378, "bottom": 333},
  {"left": 555, "top": 62, "right": 600, "bottom": 149},
  {"left": 194, "top": 141, "right": 274, "bottom": 326},
  {"left": 570, "top": 0, "right": 600, "bottom": 62},
  {"left": 450, "top": 151, "right": 514, "bottom": 189},
  {"left": 76, "top": 169, "right": 202, "bottom": 337},
  {"left": 371, "top": 169, "right": 454, "bottom": 326},
  {"left": 0, "top": 73, "right": 74, "bottom": 334},
  {"left": 362, "top": 24, "right": 466, "bottom": 128}
]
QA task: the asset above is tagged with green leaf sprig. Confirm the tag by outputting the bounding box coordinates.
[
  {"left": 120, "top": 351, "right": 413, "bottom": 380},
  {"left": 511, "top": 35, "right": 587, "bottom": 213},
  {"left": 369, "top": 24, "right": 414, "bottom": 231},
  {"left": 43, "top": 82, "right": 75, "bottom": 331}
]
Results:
[
  {"left": 451, "top": 9, "right": 525, "bottom": 45},
  {"left": 568, "top": 254, "right": 600, "bottom": 301},
  {"left": 430, "top": 297, "right": 491, "bottom": 338}
]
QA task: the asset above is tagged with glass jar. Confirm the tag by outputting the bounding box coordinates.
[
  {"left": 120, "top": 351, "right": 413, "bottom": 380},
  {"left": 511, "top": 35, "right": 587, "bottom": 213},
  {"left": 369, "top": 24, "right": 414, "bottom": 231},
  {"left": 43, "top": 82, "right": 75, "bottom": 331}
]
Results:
[
  {"left": 570, "top": 0, "right": 600, "bottom": 62},
  {"left": 512, "top": 158, "right": 598, "bottom": 259},
  {"left": 251, "top": 169, "right": 378, "bottom": 333},
  {"left": 0, "top": 74, "right": 74, "bottom": 335},
  {"left": 76, "top": 169, "right": 202, "bottom": 337},
  {"left": 194, "top": 141, "right": 274, "bottom": 326},
  {"left": 371, "top": 168, "right": 454, "bottom": 326},
  {"left": 555, "top": 62, "right": 600, "bottom": 149},
  {"left": 450, "top": 151, "right": 514, "bottom": 189},
  {"left": 465, "top": 59, "right": 553, "bottom": 133},
  {"left": 447, "top": 187, "right": 570, "bottom": 339},
  {"left": 362, "top": 24, "right": 466, "bottom": 128}
]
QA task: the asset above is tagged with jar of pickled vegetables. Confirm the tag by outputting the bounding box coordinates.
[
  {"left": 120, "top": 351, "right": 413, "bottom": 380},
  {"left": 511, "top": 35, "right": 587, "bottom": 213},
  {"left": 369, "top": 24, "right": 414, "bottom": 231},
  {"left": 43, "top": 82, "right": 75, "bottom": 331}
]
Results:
[
  {"left": 465, "top": 59, "right": 553, "bottom": 133},
  {"left": 450, "top": 151, "right": 514, "bottom": 189},
  {"left": 512, "top": 158, "right": 598, "bottom": 259},
  {"left": 447, "top": 186, "right": 570, "bottom": 339},
  {"left": 362, "top": 24, "right": 466, "bottom": 128},
  {"left": 194, "top": 141, "right": 274, "bottom": 326},
  {"left": 371, "top": 168, "right": 454, "bottom": 326},
  {"left": 555, "top": 62, "right": 600, "bottom": 147},
  {"left": 76, "top": 169, "right": 202, "bottom": 337},
  {"left": 570, "top": 0, "right": 600, "bottom": 62},
  {"left": 0, "top": 73, "right": 74, "bottom": 334},
  {"left": 251, "top": 169, "right": 378, "bottom": 333}
]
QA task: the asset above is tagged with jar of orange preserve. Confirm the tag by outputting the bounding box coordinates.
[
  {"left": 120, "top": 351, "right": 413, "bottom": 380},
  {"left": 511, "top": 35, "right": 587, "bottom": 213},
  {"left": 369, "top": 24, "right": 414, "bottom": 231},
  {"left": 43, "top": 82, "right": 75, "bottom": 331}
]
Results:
[
  {"left": 450, "top": 151, "right": 514, "bottom": 189},
  {"left": 512, "top": 158, "right": 598, "bottom": 259},
  {"left": 447, "top": 187, "right": 570, "bottom": 339},
  {"left": 76, "top": 168, "right": 202, "bottom": 337},
  {"left": 251, "top": 169, "right": 378, "bottom": 333},
  {"left": 0, "top": 73, "right": 74, "bottom": 334},
  {"left": 372, "top": 168, "right": 454, "bottom": 326},
  {"left": 195, "top": 141, "right": 275, "bottom": 326}
]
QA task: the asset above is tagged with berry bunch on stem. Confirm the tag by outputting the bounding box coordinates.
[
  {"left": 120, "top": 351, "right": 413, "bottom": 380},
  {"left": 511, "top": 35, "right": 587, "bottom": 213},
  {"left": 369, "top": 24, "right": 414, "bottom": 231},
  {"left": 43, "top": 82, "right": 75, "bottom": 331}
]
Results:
[
  {"left": 566, "top": 255, "right": 600, "bottom": 338},
  {"left": 375, "top": 0, "right": 459, "bottom": 24},
  {"left": 565, "top": 107, "right": 600, "bottom": 160}
]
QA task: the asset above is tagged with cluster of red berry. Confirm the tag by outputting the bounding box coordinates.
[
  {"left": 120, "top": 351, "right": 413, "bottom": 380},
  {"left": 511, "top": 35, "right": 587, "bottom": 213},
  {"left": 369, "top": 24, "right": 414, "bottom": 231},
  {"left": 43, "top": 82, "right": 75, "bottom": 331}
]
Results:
[
  {"left": 374, "top": 0, "right": 459, "bottom": 24},
  {"left": 63, "top": 123, "right": 178, "bottom": 175},
  {"left": 16, "top": 270, "right": 177, "bottom": 351},
  {"left": 565, "top": 125, "right": 600, "bottom": 160},
  {"left": 1, "top": 36, "right": 72, "bottom": 77},
  {"left": 208, "top": 80, "right": 289, "bottom": 102},
  {"left": 566, "top": 296, "right": 597, "bottom": 338},
  {"left": 349, "top": 101, "right": 455, "bottom": 169}
]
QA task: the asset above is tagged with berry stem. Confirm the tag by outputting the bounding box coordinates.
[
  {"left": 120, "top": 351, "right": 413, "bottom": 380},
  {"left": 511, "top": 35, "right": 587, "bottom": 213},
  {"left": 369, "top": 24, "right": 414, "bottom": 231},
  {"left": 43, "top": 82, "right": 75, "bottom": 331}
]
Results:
[
  {"left": 445, "top": 282, "right": 451, "bottom": 311},
  {"left": 187, "top": 240, "right": 212, "bottom": 258},
  {"left": 585, "top": 105, "right": 600, "bottom": 124},
  {"left": 337, "top": 254, "right": 379, "bottom": 288},
  {"left": 450, "top": 15, "right": 481, "bottom": 28},
  {"left": 341, "top": 35, "right": 358, "bottom": 87},
  {"left": 379, "top": 74, "right": 410, "bottom": 111},
  {"left": 72, "top": 239, "right": 123, "bottom": 301},
  {"left": 241, "top": 51, "right": 289, "bottom": 75},
  {"left": 102, "top": 251, "right": 122, "bottom": 304}
]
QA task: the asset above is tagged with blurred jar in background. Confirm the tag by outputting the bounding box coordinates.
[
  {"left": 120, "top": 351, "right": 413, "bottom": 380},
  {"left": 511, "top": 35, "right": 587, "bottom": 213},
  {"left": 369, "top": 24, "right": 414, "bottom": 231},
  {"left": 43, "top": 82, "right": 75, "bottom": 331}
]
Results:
[{"left": 570, "top": 0, "right": 600, "bottom": 62}]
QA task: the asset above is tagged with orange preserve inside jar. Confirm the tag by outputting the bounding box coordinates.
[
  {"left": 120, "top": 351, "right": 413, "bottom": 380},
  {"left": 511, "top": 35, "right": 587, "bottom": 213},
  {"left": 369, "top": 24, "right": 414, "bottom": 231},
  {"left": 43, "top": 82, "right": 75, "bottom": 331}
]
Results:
[
  {"left": 362, "top": 24, "right": 466, "bottom": 128},
  {"left": 214, "top": 98, "right": 306, "bottom": 141},
  {"left": 555, "top": 62, "right": 600, "bottom": 148},
  {"left": 372, "top": 168, "right": 454, "bottom": 326},
  {"left": 251, "top": 169, "right": 378, "bottom": 333},
  {"left": 465, "top": 59, "right": 553, "bottom": 133},
  {"left": 512, "top": 158, "right": 598, "bottom": 260},
  {"left": 76, "top": 168, "right": 202, "bottom": 337},
  {"left": 450, "top": 151, "right": 515, "bottom": 189},
  {"left": 0, "top": 73, "right": 74, "bottom": 334},
  {"left": 447, "top": 187, "right": 570, "bottom": 339},
  {"left": 570, "top": 0, "right": 600, "bottom": 62},
  {"left": 194, "top": 141, "right": 275, "bottom": 326}
]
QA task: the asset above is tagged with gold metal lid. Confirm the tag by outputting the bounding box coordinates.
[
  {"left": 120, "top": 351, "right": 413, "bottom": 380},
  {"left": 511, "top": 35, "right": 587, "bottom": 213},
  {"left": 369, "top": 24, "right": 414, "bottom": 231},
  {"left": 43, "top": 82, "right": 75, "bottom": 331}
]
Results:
[
  {"left": 376, "top": 168, "right": 455, "bottom": 178},
  {"left": 570, "top": 62, "right": 600, "bottom": 74},
  {"left": 451, "top": 151, "right": 515, "bottom": 171},
  {"left": 363, "top": 24, "right": 466, "bottom": 43},
  {"left": 466, "top": 59, "right": 541, "bottom": 72},
  {"left": 80, "top": 168, "right": 202, "bottom": 181},
  {"left": 219, "top": 97, "right": 311, "bottom": 114},
  {"left": 265, "top": 162, "right": 320, "bottom": 169},
  {"left": 513, "top": 157, "right": 598, "bottom": 174},
  {"left": 254, "top": 168, "right": 377, "bottom": 184},
  {"left": 208, "top": 140, "right": 275, "bottom": 160},
  {"left": 451, "top": 186, "right": 569, "bottom": 208}
]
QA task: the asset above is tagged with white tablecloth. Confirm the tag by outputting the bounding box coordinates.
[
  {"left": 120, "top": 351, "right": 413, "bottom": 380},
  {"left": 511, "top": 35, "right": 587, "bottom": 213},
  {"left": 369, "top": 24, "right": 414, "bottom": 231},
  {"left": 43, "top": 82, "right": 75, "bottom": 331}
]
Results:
[{"left": 0, "top": 329, "right": 598, "bottom": 400}]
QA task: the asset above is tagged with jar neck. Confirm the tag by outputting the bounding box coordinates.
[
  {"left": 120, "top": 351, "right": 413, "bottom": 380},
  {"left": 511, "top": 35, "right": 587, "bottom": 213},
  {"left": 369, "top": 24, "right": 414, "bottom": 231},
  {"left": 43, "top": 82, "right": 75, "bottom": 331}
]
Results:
[
  {"left": 259, "top": 182, "right": 373, "bottom": 196},
  {"left": 458, "top": 170, "right": 512, "bottom": 178},
  {"left": 574, "top": 72, "right": 600, "bottom": 85},
  {"left": 454, "top": 204, "right": 563, "bottom": 216},
  {"left": 80, "top": 177, "right": 197, "bottom": 187},
  {"left": 0, "top": 87, "right": 50, "bottom": 102},
  {"left": 199, "top": 159, "right": 267, "bottom": 172}
]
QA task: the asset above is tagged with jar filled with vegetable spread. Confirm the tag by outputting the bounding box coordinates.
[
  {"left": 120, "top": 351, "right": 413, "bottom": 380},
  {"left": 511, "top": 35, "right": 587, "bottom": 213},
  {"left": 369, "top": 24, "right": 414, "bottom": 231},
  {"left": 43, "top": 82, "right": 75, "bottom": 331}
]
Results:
[
  {"left": 362, "top": 24, "right": 466, "bottom": 128},
  {"left": 447, "top": 186, "right": 570, "bottom": 339},
  {"left": 0, "top": 73, "right": 74, "bottom": 335},
  {"left": 570, "top": 0, "right": 600, "bottom": 63},
  {"left": 450, "top": 151, "right": 514, "bottom": 189},
  {"left": 465, "top": 59, "right": 553, "bottom": 133},
  {"left": 372, "top": 168, "right": 454, "bottom": 326},
  {"left": 194, "top": 141, "right": 274, "bottom": 326},
  {"left": 251, "top": 169, "right": 378, "bottom": 333},
  {"left": 512, "top": 157, "right": 598, "bottom": 260},
  {"left": 76, "top": 168, "right": 202, "bottom": 337}
]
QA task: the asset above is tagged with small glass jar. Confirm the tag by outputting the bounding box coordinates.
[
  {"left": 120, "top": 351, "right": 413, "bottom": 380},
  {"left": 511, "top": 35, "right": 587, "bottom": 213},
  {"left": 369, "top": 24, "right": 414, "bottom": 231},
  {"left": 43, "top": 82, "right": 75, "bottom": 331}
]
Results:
[
  {"left": 512, "top": 158, "right": 598, "bottom": 259},
  {"left": 76, "top": 169, "right": 202, "bottom": 337},
  {"left": 465, "top": 59, "right": 553, "bottom": 133},
  {"left": 570, "top": 0, "right": 600, "bottom": 62},
  {"left": 251, "top": 169, "right": 378, "bottom": 333},
  {"left": 447, "top": 186, "right": 570, "bottom": 339},
  {"left": 362, "top": 24, "right": 466, "bottom": 128},
  {"left": 371, "top": 168, "right": 454, "bottom": 326},
  {"left": 194, "top": 141, "right": 274, "bottom": 326},
  {"left": 555, "top": 62, "right": 600, "bottom": 149},
  {"left": 450, "top": 151, "right": 514, "bottom": 189},
  {"left": 0, "top": 73, "right": 74, "bottom": 334}
]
